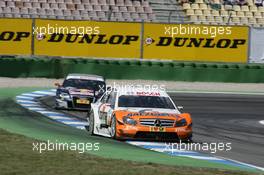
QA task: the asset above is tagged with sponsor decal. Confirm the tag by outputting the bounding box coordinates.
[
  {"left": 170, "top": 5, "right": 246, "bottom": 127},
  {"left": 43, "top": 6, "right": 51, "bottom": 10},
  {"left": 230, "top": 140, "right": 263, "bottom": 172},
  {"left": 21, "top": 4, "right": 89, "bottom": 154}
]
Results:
[
  {"left": 0, "top": 19, "right": 32, "bottom": 55},
  {"left": 136, "top": 92, "right": 160, "bottom": 96},
  {"left": 0, "top": 31, "right": 30, "bottom": 41},
  {"left": 150, "top": 126, "right": 166, "bottom": 132},
  {"left": 126, "top": 112, "right": 179, "bottom": 118},
  {"left": 42, "top": 34, "right": 139, "bottom": 45}
]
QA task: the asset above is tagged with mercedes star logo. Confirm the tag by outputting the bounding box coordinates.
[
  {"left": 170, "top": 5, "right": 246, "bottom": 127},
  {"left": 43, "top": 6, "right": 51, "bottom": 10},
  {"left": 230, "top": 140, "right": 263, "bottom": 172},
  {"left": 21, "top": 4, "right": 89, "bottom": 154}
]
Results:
[{"left": 154, "top": 119, "right": 161, "bottom": 127}]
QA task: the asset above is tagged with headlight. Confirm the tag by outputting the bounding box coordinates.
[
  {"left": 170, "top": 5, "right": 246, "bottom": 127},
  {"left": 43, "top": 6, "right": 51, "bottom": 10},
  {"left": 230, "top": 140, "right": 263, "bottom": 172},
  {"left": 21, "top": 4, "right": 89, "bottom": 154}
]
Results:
[
  {"left": 175, "top": 119, "right": 187, "bottom": 127},
  {"left": 59, "top": 93, "right": 71, "bottom": 99},
  {"left": 123, "top": 116, "right": 137, "bottom": 125}
]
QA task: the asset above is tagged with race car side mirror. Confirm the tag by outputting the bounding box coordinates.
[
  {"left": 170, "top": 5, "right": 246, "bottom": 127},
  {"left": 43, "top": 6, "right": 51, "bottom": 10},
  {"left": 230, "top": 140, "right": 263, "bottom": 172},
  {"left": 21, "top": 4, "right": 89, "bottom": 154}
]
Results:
[
  {"left": 54, "top": 82, "right": 61, "bottom": 87},
  {"left": 107, "top": 86, "right": 112, "bottom": 91},
  {"left": 177, "top": 106, "right": 184, "bottom": 110},
  {"left": 105, "top": 103, "right": 111, "bottom": 107}
]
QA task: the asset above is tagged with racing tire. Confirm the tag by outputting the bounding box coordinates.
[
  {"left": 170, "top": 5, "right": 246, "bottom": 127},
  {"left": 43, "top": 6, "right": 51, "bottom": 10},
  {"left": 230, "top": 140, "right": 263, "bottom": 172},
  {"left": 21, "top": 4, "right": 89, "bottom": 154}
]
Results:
[
  {"left": 181, "top": 134, "right": 193, "bottom": 143},
  {"left": 187, "top": 134, "right": 193, "bottom": 143},
  {"left": 110, "top": 115, "right": 117, "bottom": 139},
  {"left": 87, "top": 110, "right": 95, "bottom": 135},
  {"left": 54, "top": 101, "right": 61, "bottom": 110},
  {"left": 54, "top": 105, "right": 62, "bottom": 110}
]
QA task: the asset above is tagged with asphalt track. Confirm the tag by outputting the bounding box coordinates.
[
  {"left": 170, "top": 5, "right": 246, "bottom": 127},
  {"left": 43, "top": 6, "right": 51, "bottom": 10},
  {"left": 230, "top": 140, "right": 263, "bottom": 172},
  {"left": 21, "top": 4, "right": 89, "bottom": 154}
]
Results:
[
  {"left": 40, "top": 93, "right": 264, "bottom": 168},
  {"left": 170, "top": 93, "right": 264, "bottom": 168}
]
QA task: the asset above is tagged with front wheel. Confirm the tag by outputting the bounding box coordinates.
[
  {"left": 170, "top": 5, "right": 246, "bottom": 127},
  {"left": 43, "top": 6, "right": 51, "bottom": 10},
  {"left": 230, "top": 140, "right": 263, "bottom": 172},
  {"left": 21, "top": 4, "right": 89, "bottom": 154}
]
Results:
[
  {"left": 180, "top": 134, "right": 193, "bottom": 143},
  {"left": 54, "top": 99, "right": 61, "bottom": 110},
  {"left": 87, "top": 110, "right": 94, "bottom": 135},
  {"left": 110, "top": 115, "right": 117, "bottom": 139}
]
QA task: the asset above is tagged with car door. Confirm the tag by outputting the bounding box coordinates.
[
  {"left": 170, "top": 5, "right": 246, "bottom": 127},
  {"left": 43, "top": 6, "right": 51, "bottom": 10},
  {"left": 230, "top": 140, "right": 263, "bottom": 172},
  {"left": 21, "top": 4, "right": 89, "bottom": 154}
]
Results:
[{"left": 98, "top": 90, "right": 117, "bottom": 125}]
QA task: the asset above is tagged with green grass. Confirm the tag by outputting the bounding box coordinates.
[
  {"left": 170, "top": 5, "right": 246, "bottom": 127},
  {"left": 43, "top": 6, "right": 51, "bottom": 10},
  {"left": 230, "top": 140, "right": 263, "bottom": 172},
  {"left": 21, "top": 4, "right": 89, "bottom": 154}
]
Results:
[{"left": 0, "top": 129, "right": 262, "bottom": 175}]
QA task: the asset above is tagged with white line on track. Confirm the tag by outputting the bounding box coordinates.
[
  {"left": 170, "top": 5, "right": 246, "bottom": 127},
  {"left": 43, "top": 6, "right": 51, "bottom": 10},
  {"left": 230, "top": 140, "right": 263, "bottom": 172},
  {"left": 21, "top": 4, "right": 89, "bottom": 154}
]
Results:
[
  {"left": 76, "top": 126, "right": 86, "bottom": 130},
  {"left": 37, "top": 111, "right": 62, "bottom": 115},
  {"left": 16, "top": 96, "right": 34, "bottom": 100},
  {"left": 259, "top": 120, "right": 264, "bottom": 125},
  {"left": 48, "top": 116, "right": 74, "bottom": 120},
  {"left": 127, "top": 141, "right": 168, "bottom": 146},
  {"left": 27, "top": 107, "right": 46, "bottom": 111},
  {"left": 33, "top": 91, "right": 56, "bottom": 95},
  {"left": 179, "top": 155, "right": 223, "bottom": 161},
  {"left": 61, "top": 121, "right": 88, "bottom": 125},
  {"left": 150, "top": 148, "right": 196, "bottom": 154},
  {"left": 216, "top": 156, "right": 264, "bottom": 171},
  {"left": 20, "top": 104, "right": 40, "bottom": 107},
  {"left": 16, "top": 100, "right": 39, "bottom": 104},
  {"left": 21, "top": 93, "right": 44, "bottom": 97}
]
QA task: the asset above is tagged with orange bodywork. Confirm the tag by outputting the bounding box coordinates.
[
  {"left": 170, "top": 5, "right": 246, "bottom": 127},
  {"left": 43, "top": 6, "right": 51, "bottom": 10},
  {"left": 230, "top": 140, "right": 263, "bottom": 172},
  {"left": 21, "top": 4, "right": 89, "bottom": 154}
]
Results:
[{"left": 112, "top": 110, "right": 192, "bottom": 141}]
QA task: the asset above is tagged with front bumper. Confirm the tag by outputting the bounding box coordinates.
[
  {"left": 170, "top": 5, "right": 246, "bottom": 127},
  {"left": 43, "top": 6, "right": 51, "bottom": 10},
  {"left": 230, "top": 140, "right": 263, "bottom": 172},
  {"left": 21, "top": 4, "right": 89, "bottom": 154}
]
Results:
[
  {"left": 116, "top": 124, "right": 192, "bottom": 141},
  {"left": 55, "top": 96, "right": 93, "bottom": 110}
]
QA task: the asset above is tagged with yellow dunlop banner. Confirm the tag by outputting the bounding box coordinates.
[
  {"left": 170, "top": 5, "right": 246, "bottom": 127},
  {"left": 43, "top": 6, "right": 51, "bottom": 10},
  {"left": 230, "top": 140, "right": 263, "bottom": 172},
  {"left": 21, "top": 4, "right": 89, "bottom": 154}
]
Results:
[
  {"left": 34, "top": 19, "right": 141, "bottom": 58},
  {"left": 143, "top": 23, "right": 248, "bottom": 63},
  {"left": 0, "top": 18, "right": 32, "bottom": 55}
]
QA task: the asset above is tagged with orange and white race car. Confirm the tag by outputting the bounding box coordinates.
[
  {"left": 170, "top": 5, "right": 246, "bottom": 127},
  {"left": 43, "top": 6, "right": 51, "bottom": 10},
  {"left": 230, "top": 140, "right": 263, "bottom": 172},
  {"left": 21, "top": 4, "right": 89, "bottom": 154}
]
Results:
[{"left": 86, "top": 88, "right": 192, "bottom": 141}]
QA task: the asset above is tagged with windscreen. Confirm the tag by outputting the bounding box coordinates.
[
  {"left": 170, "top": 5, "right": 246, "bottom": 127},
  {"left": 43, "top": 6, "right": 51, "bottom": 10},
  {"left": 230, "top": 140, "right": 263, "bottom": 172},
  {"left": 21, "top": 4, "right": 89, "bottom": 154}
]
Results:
[
  {"left": 118, "top": 95, "right": 175, "bottom": 109},
  {"left": 63, "top": 79, "right": 105, "bottom": 91}
]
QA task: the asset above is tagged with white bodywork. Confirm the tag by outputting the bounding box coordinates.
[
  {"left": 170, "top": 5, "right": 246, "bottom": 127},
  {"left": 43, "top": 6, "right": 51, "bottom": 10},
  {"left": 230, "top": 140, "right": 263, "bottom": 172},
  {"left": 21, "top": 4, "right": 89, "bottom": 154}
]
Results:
[{"left": 66, "top": 74, "right": 104, "bottom": 82}]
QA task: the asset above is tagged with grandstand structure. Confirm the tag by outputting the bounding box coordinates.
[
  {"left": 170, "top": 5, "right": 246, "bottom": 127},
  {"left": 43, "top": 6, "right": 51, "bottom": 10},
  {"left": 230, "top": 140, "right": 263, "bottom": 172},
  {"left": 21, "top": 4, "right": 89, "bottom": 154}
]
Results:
[
  {"left": 182, "top": 0, "right": 264, "bottom": 27},
  {"left": 0, "top": 0, "right": 263, "bottom": 26},
  {"left": 0, "top": 0, "right": 156, "bottom": 21}
]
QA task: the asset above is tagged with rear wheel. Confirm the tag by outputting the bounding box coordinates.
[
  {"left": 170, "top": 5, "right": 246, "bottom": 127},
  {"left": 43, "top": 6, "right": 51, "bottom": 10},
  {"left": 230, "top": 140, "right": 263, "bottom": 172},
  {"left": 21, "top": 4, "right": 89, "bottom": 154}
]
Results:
[
  {"left": 87, "top": 110, "right": 94, "bottom": 135},
  {"left": 110, "top": 116, "right": 117, "bottom": 139}
]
